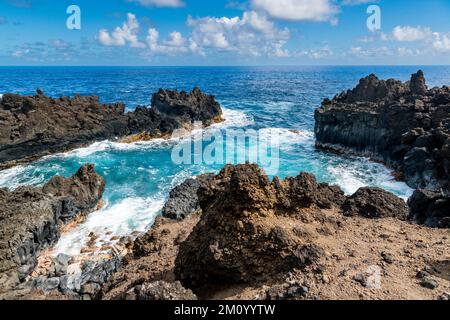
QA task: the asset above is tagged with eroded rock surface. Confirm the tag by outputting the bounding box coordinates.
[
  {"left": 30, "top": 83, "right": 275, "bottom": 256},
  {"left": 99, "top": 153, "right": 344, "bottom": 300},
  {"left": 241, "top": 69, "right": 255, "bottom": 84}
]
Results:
[{"left": 162, "top": 174, "right": 214, "bottom": 220}]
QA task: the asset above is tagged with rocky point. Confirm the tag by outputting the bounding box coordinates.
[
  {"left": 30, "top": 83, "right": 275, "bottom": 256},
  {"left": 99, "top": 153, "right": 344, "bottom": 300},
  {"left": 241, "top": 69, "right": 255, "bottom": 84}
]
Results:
[
  {"left": 0, "top": 87, "right": 223, "bottom": 168},
  {"left": 315, "top": 70, "right": 450, "bottom": 228}
]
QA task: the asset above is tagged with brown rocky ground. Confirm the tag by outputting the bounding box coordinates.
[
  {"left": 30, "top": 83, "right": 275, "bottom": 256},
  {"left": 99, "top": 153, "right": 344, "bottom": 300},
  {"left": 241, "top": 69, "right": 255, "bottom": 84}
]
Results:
[{"left": 100, "top": 164, "right": 450, "bottom": 301}]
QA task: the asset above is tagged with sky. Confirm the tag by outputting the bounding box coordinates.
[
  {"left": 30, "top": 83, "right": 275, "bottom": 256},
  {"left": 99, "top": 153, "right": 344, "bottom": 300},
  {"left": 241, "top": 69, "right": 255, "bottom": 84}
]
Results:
[{"left": 1, "top": 0, "right": 450, "bottom": 66}]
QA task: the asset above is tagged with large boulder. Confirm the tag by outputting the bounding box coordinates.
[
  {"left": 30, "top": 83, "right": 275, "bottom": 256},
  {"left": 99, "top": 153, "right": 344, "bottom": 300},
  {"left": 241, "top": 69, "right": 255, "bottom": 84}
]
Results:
[
  {"left": 342, "top": 187, "right": 409, "bottom": 220},
  {"left": 315, "top": 70, "right": 449, "bottom": 190}
]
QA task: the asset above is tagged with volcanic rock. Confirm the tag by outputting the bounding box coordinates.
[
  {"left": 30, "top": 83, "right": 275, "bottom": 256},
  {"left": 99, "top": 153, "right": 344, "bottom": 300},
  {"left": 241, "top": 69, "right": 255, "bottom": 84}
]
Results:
[
  {"left": 408, "top": 189, "right": 450, "bottom": 228},
  {"left": 315, "top": 70, "right": 450, "bottom": 227},
  {"left": 0, "top": 164, "right": 105, "bottom": 291},
  {"left": 0, "top": 88, "right": 223, "bottom": 168},
  {"left": 162, "top": 174, "right": 214, "bottom": 220},
  {"left": 174, "top": 164, "right": 342, "bottom": 290},
  {"left": 342, "top": 187, "right": 409, "bottom": 220}
]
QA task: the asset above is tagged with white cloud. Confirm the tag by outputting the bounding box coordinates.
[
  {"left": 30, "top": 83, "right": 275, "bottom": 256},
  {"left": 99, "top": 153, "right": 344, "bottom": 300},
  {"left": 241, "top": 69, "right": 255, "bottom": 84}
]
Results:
[
  {"left": 251, "top": 0, "right": 338, "bottom": 23},
  {"left": 188, "top": 11, "right": 291, "bottom": 57},
  {"left": 391, "top": 26, "right": 432, "bottom": 42},
  {"left": 146, "top": 28, "right": 200, "bottom": 55},
  {"left": 381, "top": 25, "right": 450, "bottom": 53},
  {"left": 128, "top": 0, "right": 185, "bottom": 8},
  {"left": 98, "top": 13, "right": 145, "bottom": 48},
  {"left": 432, "top": 32, "right": 450, "bottom": 52}
]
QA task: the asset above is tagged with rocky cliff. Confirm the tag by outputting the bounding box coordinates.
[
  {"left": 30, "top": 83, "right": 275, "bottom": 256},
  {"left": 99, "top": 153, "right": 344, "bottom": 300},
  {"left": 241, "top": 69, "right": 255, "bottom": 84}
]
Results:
[
  {"left": 315, "top": 71, "right": 450, "bottom": 228},
  {"left": 0, "top": 88, "right": 223, "bottom": 168},
  {"left": 0, "top": 164, "right": 105, "bottom": 292}
]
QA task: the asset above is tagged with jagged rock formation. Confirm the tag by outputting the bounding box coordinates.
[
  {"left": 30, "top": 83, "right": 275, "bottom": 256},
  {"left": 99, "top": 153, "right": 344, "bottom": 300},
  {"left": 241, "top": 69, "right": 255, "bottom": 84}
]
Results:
[
  {"left": 0, "top": 88, "right": 223, "bottom": 168},
  {"left": 0, "top": 164, "right": 105, "bottom": 291},
  {"left": 315, "top": 70, "right": 450, "bottom": 227},
  {"left": 174, "top": 165, "right": 345, "bottom": 290}
]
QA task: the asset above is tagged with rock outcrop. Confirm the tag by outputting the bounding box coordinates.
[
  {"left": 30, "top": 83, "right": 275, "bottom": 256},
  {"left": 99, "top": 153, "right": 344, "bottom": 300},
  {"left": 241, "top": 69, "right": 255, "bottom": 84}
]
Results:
[
  {"left": 0, "top": 88, "right": 223, "bottom": 168},
  {"left": 315, "top": 70, "right": 450, "bottom": 227},
  {"left": 174, "top": 164, "right": 341, "bottom": 291},
  {"left": 0, "top": 164, "right": 105, "bottom": 291}
]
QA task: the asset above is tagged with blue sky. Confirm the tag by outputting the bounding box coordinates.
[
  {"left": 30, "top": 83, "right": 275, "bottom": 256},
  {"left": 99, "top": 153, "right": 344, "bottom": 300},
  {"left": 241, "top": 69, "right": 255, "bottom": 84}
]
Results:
[{"left": 1, "top": 0, "right": 450, "bottom": 65}]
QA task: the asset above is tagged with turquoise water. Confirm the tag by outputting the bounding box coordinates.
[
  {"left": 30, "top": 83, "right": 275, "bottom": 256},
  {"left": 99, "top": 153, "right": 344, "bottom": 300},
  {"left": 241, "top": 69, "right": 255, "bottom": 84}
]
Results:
[{"left": 1, "top": 66, "right": 449, "bottom": 255}]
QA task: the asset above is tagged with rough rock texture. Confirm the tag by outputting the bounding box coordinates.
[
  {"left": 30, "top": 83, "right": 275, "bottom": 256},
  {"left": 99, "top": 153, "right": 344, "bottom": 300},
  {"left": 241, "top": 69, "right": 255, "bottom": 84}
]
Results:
[
  {"left": 101, "top": 164, "right": 449, "bottom": 301},
  {"left": 315, "top": 70, "right": 449, "bottom": 190},
  {"left": 315, "top": 70, "right": 450, "bottom": 227},
  {"left": 0, "top": 164, "right": 104, "bottom": 291},
  {"left": 342, "top": 187, "right": 409, "bottom": 220},
  {"left": 0, "top": 88, "right": 223, "bottom": 168},
  {"left": 408, "top": 189, "right": 450, "bottom": 228},
  {"left": 174, "top": 164, "right": 345, "bottom": 290},
  {"left": 162, "top": 174, "right": 214, "bottom": 220}
]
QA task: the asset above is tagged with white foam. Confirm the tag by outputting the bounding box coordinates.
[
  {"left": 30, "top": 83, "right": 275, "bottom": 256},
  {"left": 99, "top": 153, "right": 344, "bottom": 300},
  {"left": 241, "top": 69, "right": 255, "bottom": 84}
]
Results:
[
  {"left": 54, "top": 196, "right": 165, "bottom": 256},
  {"left": 0, "top": 165, "right": 48, "bottom": 190},
  {"left": 0, "top": 94, "right": 3, "bottom": 100},
  {"left": 259, "top": 128, "right": 314, "bottom": 149},
  {"left": 327, "top": 160, "right": 414, "bottom": 201},
  {"left": 216, "top": 108, "right": 254, "bottom": 128}
]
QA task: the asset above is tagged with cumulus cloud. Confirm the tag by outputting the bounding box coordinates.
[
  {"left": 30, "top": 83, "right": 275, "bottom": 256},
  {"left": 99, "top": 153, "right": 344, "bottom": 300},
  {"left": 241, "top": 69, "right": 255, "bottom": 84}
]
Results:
[
  {"left": 146, "top": 28, "right": 200, "bottom": 55},
  {"left": 251, "top": 0, "right": 338, "bottom": 23},
  {"left": 97, "top": 11, "right": 291, "bottom": 58},
  {"left": 188, "top": 11, "right": 291, "bottom": 57},
  {"left": 128, "top": 0, "right": 185, "bottom": 7},
  {"left": 98, "top": 13, "right": 145, "bottom": 48}
]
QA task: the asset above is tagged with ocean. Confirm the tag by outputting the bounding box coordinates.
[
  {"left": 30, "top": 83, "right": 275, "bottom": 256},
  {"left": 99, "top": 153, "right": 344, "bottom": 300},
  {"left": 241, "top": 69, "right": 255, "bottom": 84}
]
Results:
[{"left": 1, "top": 65, "right": 449, "bottom": 255}]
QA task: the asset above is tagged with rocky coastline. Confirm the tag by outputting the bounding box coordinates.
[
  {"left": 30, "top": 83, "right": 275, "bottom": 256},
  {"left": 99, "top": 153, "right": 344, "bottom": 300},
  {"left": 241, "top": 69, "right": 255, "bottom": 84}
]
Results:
[
  {"left": 0, "top": 87, "right": 223, "bottom": 169},
  {"left": 315, "top": 71, "right": 450, "bottom": 228},
  {"left": 0, "top": 79, "right": 449, "bottom": 301}
]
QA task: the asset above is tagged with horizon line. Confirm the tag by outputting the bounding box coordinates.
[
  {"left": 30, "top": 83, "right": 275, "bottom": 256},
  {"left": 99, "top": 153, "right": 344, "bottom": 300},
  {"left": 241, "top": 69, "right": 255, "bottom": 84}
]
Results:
[{"left": 1, "top": 64, "right": 450, "bottom": 68}]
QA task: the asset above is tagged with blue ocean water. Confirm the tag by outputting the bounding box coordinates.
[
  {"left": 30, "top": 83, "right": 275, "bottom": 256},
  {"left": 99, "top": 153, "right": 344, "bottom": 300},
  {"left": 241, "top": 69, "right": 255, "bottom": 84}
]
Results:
[{"left": 1, "top": 66, "right": 449, "bottom": 255}]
